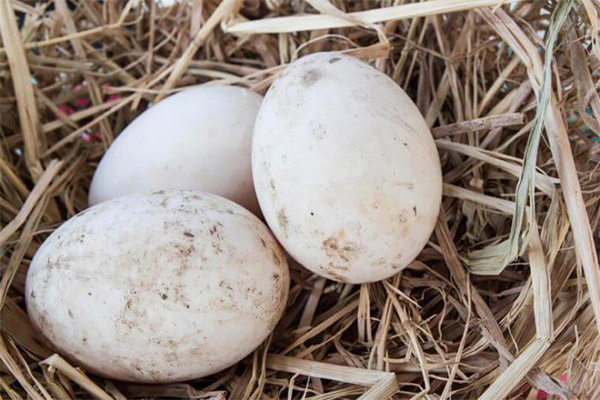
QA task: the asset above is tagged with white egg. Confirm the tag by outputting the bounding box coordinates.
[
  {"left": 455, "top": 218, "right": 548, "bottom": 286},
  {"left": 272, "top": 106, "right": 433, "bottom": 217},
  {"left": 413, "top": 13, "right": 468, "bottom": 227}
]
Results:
[
  {"left": 252, "top": 52, "right": 442, "bottom": 283},
  {"left": 89, "top": 86, "right": 262, "bottom": 214},
  {"left": 26, "top": 190, "right": 289, "bottom": 383}
]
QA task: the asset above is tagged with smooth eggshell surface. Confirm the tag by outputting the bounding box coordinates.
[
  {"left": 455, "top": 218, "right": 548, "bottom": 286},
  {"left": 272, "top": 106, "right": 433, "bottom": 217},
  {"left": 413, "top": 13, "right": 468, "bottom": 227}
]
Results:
[
  {"left": 25, "top": 190, "right": 289, "bottom": 383},
  {"left": 252, "top": 52, "right": 442, "bottom": 283},
  {"left": 89, "top": 86, "right": 262, "bottom": 214}
]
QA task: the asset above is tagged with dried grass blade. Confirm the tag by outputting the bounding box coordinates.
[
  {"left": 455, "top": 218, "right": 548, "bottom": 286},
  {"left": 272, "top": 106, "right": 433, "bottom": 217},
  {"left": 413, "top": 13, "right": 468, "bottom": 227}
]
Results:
[
  {"left": 579, "top": 0, "right": 600, "bottom": 59},
  {"left": 569, "top": 25, "right": 600, "bottom": 136},
  {"left": 435, "top": 209, "right": 512, "bottom": 364},
  {"left": 0, "top": 0, "right": 134, "bottom": 53},
  {"left": 10, "top": 338, "right": 53, "bottom": 400},
  {"left": 248, "top": 339, "right": 270, "bottom": 400},
  {"left": 0, "top": 196, "right": 48, "bottom": 322},
  {"left": 158, "top": 0, "right": 239, "bottom": 100},
  {"left": 441, "top": 279, "right": 471, "bottom": 399},
  {"left": 358, "top": 373, "right": 398, "bottom": 400},
  {"left": 477, "top": 57, "right": 520, "bottom": 115},
  {"left": 41, "top": 367, "right": 72, "bottom": 400},
  {"left": 0, "top": 156, "right": 30, "bottom": 199},
  {"left": 43, "top": 96, "right": 136, "bottom": 156},
  {"left": 54, "top": 0, "right": 114, "bottom": 142},
  {"left": 436, "top": 139, "right": 557, "bottom": 195},
  {"left": 103, "top": 381, "right": 127, "bottom": 400},
  {"left": 0, "top": 199, "right": 49, "bottom": 400},
  {"left": 481, "top": 220, "right": 554, "bottom": 399},
  {"left": 0, "top": 335, "right": 44, "bottom": 400},
  {"left": 304, "top": 0, "right": 387, "bottom": 43},
  {"left": 443, "top": 183, "right": 516, "bottom": 215},
  {"left": 118, "top": 382, "right": 226, "bottom": 399},
  {"left": 468, "top": 1, "right": 572, "bottom": 275},
  {"left": 225, "top": 0, "right": 528, "bottom": 34},
  {"left": 384, "top": 282, "right": 430, "bottom": 393},
  {"left": 0, "top": 160, "right": 62, "bottom": 246},
  {"left": 1, "top": 298, "right": 51, "bottom": 359},
  {"left": 0, "top": 374, "right": 24, "bottom": 400},
  {"left": 40, "top": 355, "right": 111, "bottom": 400},
  {"left": 479, "top": 339, "right": 551, "bottom": 400},
  {"left": 528, "top": 222, "right": 553, "bottom": 341},
  {"left": 0, "top": 0, "right": 42, "bottom": 179},
  {"left": 2, "top": 99, "right": 122, "bottom": 148},
  {"left": 298, "top": 278, "right": 326, "bottom": 329},
  {"left": 281, "top": 299, "right": 358, "bottom": 355},
  {"left": 268, "top": 354, "right": 386, "bottom": 384},
  {"left": 267, "top": 353, "right": 398, "bottom": 399},
  {"left": 432, "top": 113, "right": 525, "bottom": 138},
  {"left": 481, "top": 4, "right": 600, "bottom": 334},
  {"left": 9, "top": 0, "right": 41, "bottom": 15}
]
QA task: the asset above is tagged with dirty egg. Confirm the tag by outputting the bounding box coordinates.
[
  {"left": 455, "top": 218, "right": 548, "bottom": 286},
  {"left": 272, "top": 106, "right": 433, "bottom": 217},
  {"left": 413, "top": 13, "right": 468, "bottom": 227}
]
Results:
[
  {"left": 25, "top": 190, "right": 289, "bottom": 383},
  {"left": 89, "top": 86, "right": 262, "bottom": 214},
  {"left": 252, "top": 52, "right": 442, "bottom": 283}
]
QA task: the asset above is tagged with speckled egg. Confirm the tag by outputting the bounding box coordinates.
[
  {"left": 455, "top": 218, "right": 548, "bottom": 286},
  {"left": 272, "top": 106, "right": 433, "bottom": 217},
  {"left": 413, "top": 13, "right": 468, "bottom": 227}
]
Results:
[
  {"left": 252, "top": 52, "right": 442, "bottom": 283},
  {"left": 26, "top": 190, "right": 289, "bottom": 382}
]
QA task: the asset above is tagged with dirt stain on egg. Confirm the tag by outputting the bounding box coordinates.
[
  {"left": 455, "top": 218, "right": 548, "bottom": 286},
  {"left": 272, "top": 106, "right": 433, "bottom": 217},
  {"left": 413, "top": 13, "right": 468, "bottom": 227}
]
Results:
[
  {"left": 311, "top": 122, "right": 327, "bottom": 140},
  {"left": 398, "top": 210, "right": 410, "bottom": 224},
  {"left": 322, "top": 235, "right": 358, "bottom": 263},
  {"left": 271, "top": 248, "right": 284, "bottom": 267},
  {"left": 276, "top": 209, "right": 289, "bottom": 237},
  {"left": 301, "top": 69, "right": 322, "bottom": 87},
  {"left": 320, "top": 263, "right": 349, "bottom": 282}
]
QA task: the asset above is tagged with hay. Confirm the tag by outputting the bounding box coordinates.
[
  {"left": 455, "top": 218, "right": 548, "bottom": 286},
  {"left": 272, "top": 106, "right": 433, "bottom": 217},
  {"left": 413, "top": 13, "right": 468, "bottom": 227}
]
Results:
[{"left": 1, "top": 0, "right": 599, "bottom": 398}]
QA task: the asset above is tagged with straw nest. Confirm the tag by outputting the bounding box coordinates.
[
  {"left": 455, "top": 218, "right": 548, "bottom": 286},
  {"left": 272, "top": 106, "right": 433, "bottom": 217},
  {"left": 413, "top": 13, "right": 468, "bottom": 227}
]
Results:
[{"left": 1, "top": 0, "right": 599, "bottom": 399}]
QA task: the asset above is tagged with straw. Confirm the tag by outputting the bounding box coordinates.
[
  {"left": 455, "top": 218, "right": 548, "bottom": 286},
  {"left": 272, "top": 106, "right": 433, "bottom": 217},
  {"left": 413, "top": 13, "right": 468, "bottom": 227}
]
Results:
[{"left": 1, "top": 0, "right": 599, "bottom": 398}]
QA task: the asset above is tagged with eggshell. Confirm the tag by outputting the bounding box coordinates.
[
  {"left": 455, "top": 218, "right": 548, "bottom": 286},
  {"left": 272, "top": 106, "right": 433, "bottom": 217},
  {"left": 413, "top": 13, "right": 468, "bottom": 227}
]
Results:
[
  {"left": 89, "top": 86, "right": 262, "bottom": 214},
  {"left": 25, "top": 190, "right": 289, "bottom": 383},
  {"left": 252, "top": 52, "right": 442, "bottom": 283}
]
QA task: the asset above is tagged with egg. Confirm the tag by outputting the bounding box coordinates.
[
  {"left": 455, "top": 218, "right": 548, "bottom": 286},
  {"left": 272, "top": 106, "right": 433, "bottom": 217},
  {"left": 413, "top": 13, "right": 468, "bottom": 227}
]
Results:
[
  {"left": 89, "top": 86, "right": 262, "bottom": 214},
  {"left": 25, "top": 190, "right": 289, "bottom": 383},
  {"left": 252, "top": 52, "right": 442, "bottom": 284}
]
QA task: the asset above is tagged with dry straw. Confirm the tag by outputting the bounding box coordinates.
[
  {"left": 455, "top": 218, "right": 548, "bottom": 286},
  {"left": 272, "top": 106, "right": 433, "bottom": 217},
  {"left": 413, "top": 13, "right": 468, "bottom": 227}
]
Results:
[{"left": 1, "top": 0, "right": 599, "bottom": 399}]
